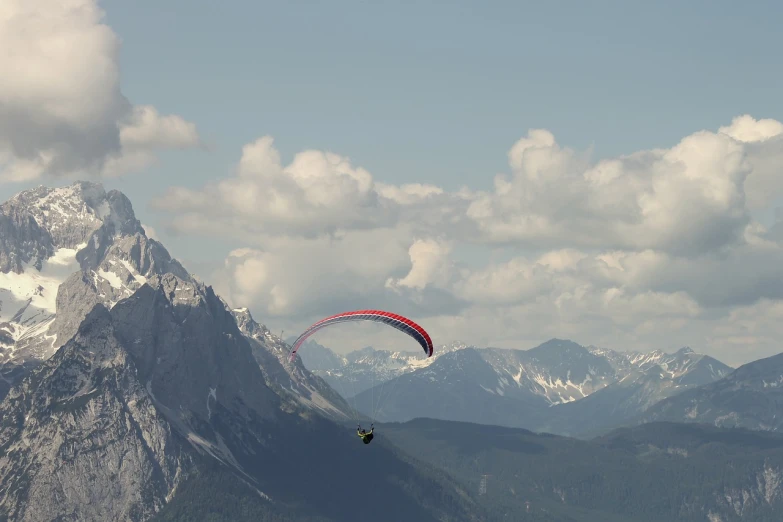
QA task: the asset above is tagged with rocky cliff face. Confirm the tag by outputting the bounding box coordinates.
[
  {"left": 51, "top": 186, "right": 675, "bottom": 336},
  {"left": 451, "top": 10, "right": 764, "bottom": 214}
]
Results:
[
  {"left": 639, "top": 352, "right": 783, "bottom": 433},
  {"left": 0, "top": 271, "right": 283, "bottom": 521},
  {"left": 233, "top": 308, "right": 355, "bottom": 422},
  {"left": 0, "top": 304, "right": 193, "bottom": 521}
]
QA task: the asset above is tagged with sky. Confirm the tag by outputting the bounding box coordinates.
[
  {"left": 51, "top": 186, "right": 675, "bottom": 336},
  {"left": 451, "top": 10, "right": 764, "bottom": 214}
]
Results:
[{"left": 1, "top": 0, "right": 783, "bottom": 366}]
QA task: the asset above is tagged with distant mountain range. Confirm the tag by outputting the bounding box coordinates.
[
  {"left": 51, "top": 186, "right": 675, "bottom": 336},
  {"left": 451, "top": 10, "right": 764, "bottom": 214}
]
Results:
[
  {"left": 294, "top": 338, "right": 468, "bottom": 396},
  {"left": 638, "top": 351, "right": 783, "bottom": 432},
  {"left": 295, "top": 338, "right": 735, "bottom": 437}
]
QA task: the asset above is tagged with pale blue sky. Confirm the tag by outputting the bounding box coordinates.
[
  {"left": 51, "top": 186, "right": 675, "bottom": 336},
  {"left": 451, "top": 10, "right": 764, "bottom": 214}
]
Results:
[
  {"left": 7, "top": 0, "right": 781, "bottom": 245},
  {"left": 94, "top": 0, "right": 783, "bottom": 261}
]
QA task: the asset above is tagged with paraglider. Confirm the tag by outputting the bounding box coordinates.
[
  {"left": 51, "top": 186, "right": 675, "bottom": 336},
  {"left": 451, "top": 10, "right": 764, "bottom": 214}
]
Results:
[
  {"left": 357, "top": 424, "right": 374, "bottom": 444},
  {"left": 288, "top": 309, "right": 433, "bottom": 360},
  {"left": 288, "top": 309, "right": 433, "bottom": 445}
]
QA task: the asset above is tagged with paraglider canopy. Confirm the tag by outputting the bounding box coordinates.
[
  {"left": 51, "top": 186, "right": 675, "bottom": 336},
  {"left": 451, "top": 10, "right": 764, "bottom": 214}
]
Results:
[{"left": 289, "top": 309, "right": 433, "bottom": 360}]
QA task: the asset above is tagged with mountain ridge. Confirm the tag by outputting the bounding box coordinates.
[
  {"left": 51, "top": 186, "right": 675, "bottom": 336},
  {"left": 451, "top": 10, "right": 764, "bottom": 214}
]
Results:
[
  {"left": 296, "top": 337, "right": 733, "bottom": 435},
  {"left": 636, "top": 351, "right": 783, "bottom": 432}
]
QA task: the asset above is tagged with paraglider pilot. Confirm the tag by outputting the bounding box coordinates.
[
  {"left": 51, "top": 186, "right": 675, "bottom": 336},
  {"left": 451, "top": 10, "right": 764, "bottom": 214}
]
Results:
[{"left": 357, "top": 424, "right": 374, "bottom": 444}]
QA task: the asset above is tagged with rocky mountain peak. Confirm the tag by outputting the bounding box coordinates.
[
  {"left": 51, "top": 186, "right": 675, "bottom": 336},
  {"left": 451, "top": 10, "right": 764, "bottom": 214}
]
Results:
[
  {"left": 112, "top": 274, "right": 280, "bottom": 424},
  {"left": 526, "top": 338, "right": 589, "bottom": 358},
  {"left": 0, "top": 181, "right": 192, "bottom": 380},
  {"left": 3, "top": 181, "right": 142, "bottom": 258},
  {"left": 231, "top": 307, "right": 267, "bottom": 339}
]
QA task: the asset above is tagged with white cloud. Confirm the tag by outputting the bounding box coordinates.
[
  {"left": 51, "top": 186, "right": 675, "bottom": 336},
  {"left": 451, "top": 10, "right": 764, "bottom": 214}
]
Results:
[
  {"left": 119, "top": 106, "right": 200, "bottom": 151},
  {"left": 157, "top": 136, "right": 401, "bottom": 239},
  {"left": 718, "top": 116, "right": 783, "bottom": 211},
  {"left": 386, "top": 238, "right": 453, "bottom": 290},
  {"left": 8, "top": 3, "right": 780, "bottom": 365},
  {"left": 213, "top": 228, "right": 414, "bottom": 318},
  {"left": 597, "top": 239, "right": 783, "bottom": 308},
  {"left": 101, "top": 106, "right": 202, "bottom": 177},
  {"left": 705, "top": 299, "right": 783, "bottom": 365},
  {"left": 376, "top": 183, "right": 445, "bottom": 205},
  {"left": 161, "top": 115, "right": 783, "bottom": 363},
  {"left": 141, "top": 223, "right": 159, "bottom": 241},
  {"left": 0, "top": 0, "right": 200, "bottom": 182},
  {"left": 451, "top": 256, "right": 555, "bottom": 306},
  {"left": 464, "top": 125, "right": 766, "bottom": 257},
  {"left": 719, "top": 114, "right": 783, "bottom": 143}
]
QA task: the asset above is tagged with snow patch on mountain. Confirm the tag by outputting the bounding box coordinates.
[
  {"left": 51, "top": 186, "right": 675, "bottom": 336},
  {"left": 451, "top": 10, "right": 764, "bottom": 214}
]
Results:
[
  {"left": 0, "top": 247, "right": 79, "bottom": 313},
  {"left": 0, "top": 244, "right": 86, "bottom": 361},
  {"left": 0, "top": 181, "right": 195, "bottom": 401},
  {"left": 527, "top": 368, "right": 597, "bottom": 404},
  {"left": 19, "top": 185, "right": 103, "bottom": 242}
]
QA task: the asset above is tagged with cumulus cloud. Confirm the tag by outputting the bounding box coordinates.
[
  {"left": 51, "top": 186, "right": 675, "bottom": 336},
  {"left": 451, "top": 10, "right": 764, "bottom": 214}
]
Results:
[
  {"left": 705, "top": 299, "right": 783, "bottom": 365},
  {"left": 155, "top": 135, "right": 473, "bottom": 242},
  {"left": 386, "top": 238, "right": 454, "bottom": 291},
  {"left": 213, "top": 228, "right": 414, "bottom": 318},
  {"left": 716, "top": 116, "right": 783, "bottom": 211},
  {"left": 464, "top": 124, "right": 769, "bottom": 256},
  {"left": 0, "top": 0, "right": 200, "bottom": 182},
  {"left": 161, "top": 115, "right": 783, "bottom": 362},
  {"left": 141, "top": 223, "right": 160, "bottom": 241},
  {"left": 102, "top": 106, "right": 201, "bottom": 177},
  {"left": 375, "top": 183, "right": 445, "bottom": 205},
  {"left": 719, "top": 115, "right": 783, "bottom": 143},
  {"left": 156, "top": 136, "right": 403, "bottom": 239},
  {"left": 451, "top": 256, "right": 555, "bottom": 306},
  {"left": 596, "top": 241, "right": 783, "bottom": 309}
]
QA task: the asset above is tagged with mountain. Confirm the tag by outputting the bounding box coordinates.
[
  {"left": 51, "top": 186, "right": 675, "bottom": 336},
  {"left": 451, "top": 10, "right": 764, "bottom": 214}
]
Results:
[
  {"left": 302, "top": 339, "right": 619, "bottom": 414},
  {"left": 382, "top": 417, "right": 783, "bottom": 522},
  {"left": 0, "top": 275, "right": 482, "bottom": 522},
  {"left": 0, "top": 182, "right": 357, "bottom": 424},
  {"left": 0, "top": 273, "right": 277, "bottom": 521},
  {"left": 353, "top": 348, "right": 552, "bottom": 428},
  {"left": 590, "top": 345, "right": 731, "bottom": 387},
  {"left": 294, "top": 339, "right": 346, "bottom": 373},
  {"left": 637, "top": 351, "right": 783, "bottom": 432},
  {"left": 347, "top": 340, "right": 616, "bottom": 427},
  {"left": 498, "top": 339, "right": 618, "bottom": 404},
  {"left": 0, "top": 182, "right": 188, "bottom": 398},
  {"left": 0, "top": 182, "right": 485, "bottom": 522},
  {"left": 344, "top": 340, "right": 730, "bottom": 435},
  {"left": 537, "top": 347, "right": 733, "bottom": 437}
]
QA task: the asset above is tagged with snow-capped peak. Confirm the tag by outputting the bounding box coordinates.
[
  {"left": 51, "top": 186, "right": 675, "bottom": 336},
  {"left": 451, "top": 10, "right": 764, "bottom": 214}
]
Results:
[
  {"left": 0, "top": 181, "right": 189, "bottom": 395},
  {"left": 5, "top": 181, "right": 142, "bottom": 255}
]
